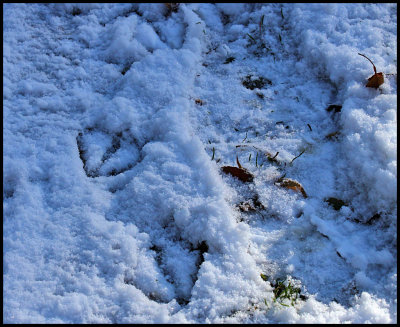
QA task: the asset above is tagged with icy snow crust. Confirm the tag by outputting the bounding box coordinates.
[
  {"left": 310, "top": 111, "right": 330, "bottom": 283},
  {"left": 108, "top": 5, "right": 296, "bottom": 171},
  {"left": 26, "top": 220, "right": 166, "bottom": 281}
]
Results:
[{"left": 3, "top": 3, "right": 397, "bottom": 324}]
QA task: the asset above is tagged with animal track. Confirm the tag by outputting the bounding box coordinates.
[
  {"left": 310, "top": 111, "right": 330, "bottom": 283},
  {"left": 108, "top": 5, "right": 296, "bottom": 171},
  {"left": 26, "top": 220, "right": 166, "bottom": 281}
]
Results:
[
  {"left": 120, "top": 214, "right": 209, "bottom": 306},
  {"left": 148, "top": 216, "right": 208, "bottom": 306},
  {"left": 77, "top": 127, "right": 140, "bottom": 178}
]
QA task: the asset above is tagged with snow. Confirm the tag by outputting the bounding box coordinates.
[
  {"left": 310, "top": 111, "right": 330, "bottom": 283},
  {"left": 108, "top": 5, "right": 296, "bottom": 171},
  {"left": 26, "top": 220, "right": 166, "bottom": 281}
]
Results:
[{"left": 3, "top": 3, "right": 397, "bottom": 324}]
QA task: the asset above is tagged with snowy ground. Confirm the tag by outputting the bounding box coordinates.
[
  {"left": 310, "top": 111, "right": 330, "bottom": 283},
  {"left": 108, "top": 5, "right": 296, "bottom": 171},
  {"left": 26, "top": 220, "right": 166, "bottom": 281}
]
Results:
[{"left": 3, "top": 3, "right": 397, "bottom": 323}]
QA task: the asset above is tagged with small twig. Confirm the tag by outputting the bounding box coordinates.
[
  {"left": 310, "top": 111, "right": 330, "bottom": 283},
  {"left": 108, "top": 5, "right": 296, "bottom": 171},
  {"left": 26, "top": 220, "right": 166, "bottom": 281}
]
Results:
[
  {"left": 290, "top": 149, "right": 305, "bottom": 164},
  {"left": 307, "top": 124, "right": 312, "bottom": 131},
  {"left": 236, "top": 155, "right": 242, "bottom": 169},
  {"left": 211, "top": 147, "right": 215, "bottom": 160},
  {"left": 256, "top": 152, "right": 258, "bottom": 167},
  {"left": 271, "top": 151, "right": 279, "bottom": 159},
  {"left": 242, "top": 132, "right": 248, "bottom": 142},
  {"left": 358, "top": 53, "right": 377, "bottom": 74}
]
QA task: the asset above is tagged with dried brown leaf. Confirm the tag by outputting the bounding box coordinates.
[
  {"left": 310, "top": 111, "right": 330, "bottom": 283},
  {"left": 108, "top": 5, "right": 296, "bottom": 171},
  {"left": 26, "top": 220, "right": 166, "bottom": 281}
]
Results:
[
  {"left": 358, "top": 53, "right": 384, "bottom": 88},
  {"left": 276, "top": 178, "right": 307, "bottom": 198},
  {"left": 366, "top": 72, "right": 384, "bottom": 88},
  {"left": 222, "top": 166, "right": 254, "bottom": 183}
]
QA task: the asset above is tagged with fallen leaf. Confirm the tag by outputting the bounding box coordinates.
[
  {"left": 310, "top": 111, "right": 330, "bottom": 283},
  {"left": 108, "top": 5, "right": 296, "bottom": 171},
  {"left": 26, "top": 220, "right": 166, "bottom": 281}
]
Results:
[
  {"left": 358, "top": 53, "right": 384, "bottom": 88},
  {"left": 275, "top": 178, "right": 307, "bottom": 198},
  {"left": 366, "top": 72, "right": 384, "bottom": 88},
  {"left": 195, "top": 99, "right": 204, "bottom": 105},
  {"left": 222, "top": 166, "right": 254, "bottom": 183}
]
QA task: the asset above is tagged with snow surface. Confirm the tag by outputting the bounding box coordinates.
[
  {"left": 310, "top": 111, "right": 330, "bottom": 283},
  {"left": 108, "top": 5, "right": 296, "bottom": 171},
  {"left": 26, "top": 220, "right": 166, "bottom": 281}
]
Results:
[{"left": 3, "top": 3, "right": 397, "bottom": 324}]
